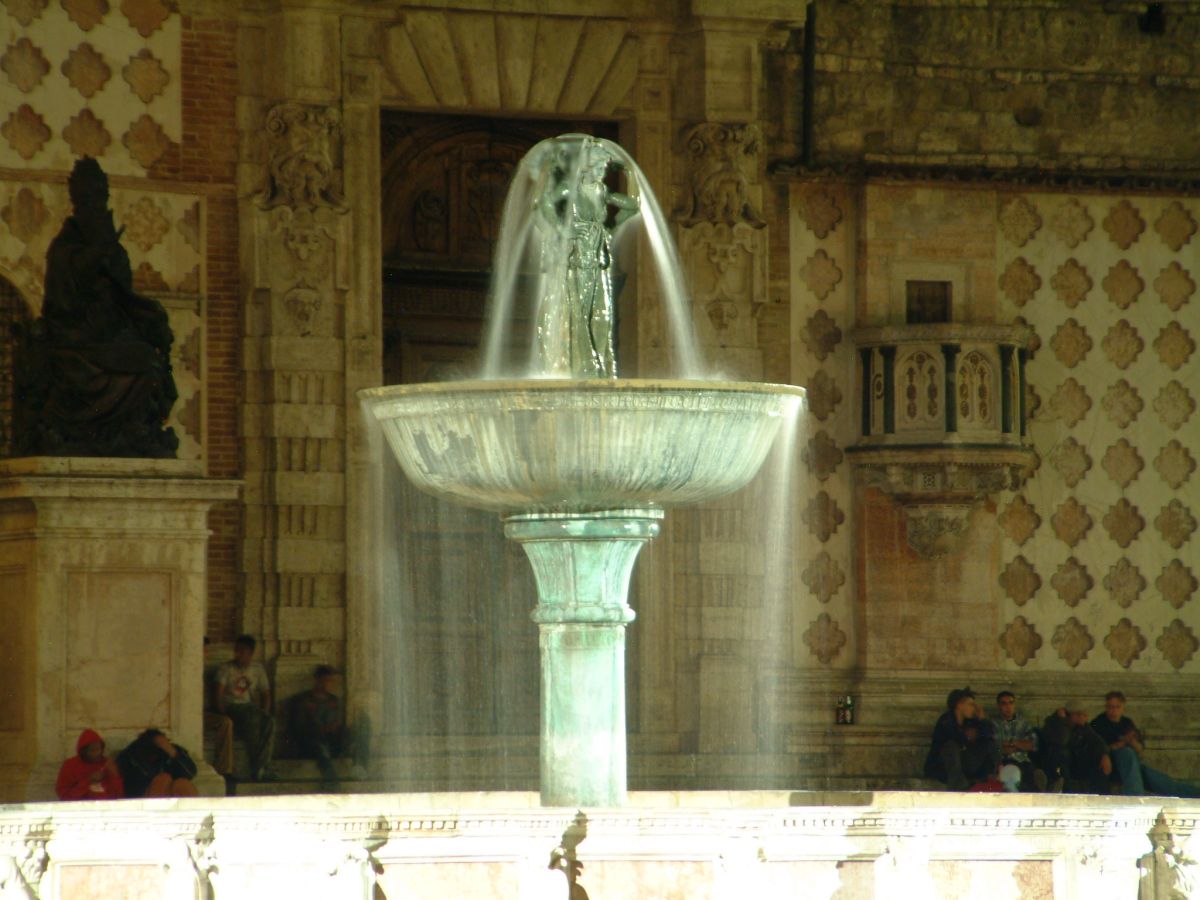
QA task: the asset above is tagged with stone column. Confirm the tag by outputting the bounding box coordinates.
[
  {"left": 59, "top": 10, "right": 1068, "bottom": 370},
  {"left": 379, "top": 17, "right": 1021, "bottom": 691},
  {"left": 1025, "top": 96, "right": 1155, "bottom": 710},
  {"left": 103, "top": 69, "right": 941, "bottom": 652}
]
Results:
[
  {"left": 505, "top": 510, "right": 663, "bottom": 807},
  {"left": 0, "top": 459, "right": 239, "bottom": 800},
  {"left": 238, "top": 6, "right": 352, "bottom": 703}
]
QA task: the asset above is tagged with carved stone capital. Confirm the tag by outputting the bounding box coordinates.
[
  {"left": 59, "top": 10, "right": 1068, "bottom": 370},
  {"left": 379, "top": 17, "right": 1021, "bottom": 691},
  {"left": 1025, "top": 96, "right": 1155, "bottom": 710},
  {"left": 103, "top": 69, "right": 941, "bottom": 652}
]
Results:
[
  {"left": 258, "top": 102, "right": 346, "bottom": 212},
  {"left": 678, "top": 122, "right": 764, "bottom": 228}
]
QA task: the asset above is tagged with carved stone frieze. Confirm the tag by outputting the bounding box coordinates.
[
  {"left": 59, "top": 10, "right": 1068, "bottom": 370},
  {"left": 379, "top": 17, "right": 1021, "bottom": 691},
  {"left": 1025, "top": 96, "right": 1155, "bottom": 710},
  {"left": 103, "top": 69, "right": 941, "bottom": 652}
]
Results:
[
  {"left": 259, "top": 103, "right": 346, "bottom": 212},
  {"left": 851, "top": 447, "right": 1034, "bottom": 505},
  {"left": 678, "top": 122, "right": 764, "bottom": 227}
]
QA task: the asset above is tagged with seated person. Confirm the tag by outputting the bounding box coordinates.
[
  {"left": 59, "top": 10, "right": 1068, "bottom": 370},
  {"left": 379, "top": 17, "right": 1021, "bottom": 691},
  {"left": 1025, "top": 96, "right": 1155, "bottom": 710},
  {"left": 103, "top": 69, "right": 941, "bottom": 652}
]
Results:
[
  {"left": 989, "top": 690, "right": 1041, "bottom": 791},
  {"left": 56, "top": 729, "right": 123, "bottom": 800},
  {"left": 117, "top": 729, "right": 199, "bottom": 798},
  {"left": 1091, "top": 691, "right": 1200, "bottom": 798},
  {"left": 1043, "top": 700, "right": 1112, "bottom": 794},
  {"left": 215, "top": 634, "right": 275, "bottom": 781},
  {"left": 290, "top": 664, "right": 368, "bottom": 787},
  {"left": 924, "top": 687, "right": 999, "bottom": 790}
]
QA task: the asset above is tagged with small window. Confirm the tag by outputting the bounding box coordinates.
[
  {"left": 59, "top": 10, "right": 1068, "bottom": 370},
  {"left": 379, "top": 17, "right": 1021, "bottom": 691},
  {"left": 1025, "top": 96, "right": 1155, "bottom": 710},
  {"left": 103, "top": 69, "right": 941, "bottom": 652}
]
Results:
[{"left": 906, "top": 280, "right": 951, "bottom": 324}]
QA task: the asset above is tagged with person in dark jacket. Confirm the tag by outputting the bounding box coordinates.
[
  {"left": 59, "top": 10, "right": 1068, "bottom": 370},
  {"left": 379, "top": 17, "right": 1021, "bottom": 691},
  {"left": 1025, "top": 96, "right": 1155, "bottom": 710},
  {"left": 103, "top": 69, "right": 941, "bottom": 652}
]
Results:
[
  {"left": 56, "top": 729, "right": 124, "bottom": 800},
  {"left": 924, "top": 687, "right": 1000, "bottom": 790},
  {"left": 1090, "top": 691, "right": 1200, "bottom": 797},
  {"left": 116, "top": 729, "right": 199, "bottom": 798},
  {"left": 1041, "top": 700, "right": 1113, "bottom": 794}
]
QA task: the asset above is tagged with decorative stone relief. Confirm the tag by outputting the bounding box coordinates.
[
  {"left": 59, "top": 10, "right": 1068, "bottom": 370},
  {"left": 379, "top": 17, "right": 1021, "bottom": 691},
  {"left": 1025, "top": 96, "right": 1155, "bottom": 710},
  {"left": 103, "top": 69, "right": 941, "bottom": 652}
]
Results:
[
  {"left": 1103, "top": 498, "right": 1145, "bottom": 549},
  {"left": 283, "top": 281, "right": 323, "bottom": 335},
  {"left": 1102, "top": 200, "right": 1144, "bottom": 250},
  {"left": 62, "top": 108, "right": 112, "bottom": 157},
  {"left": 1052, "top": 617, "right": 1094, "bottom": 667},
  {"left": 1155, "top": 500, "right": 1196, "bottom": 550},
  {"left": 999, "top": 616, "right": 1042, "bottom": 666},
  {"left": 2, "top": 104, "right": 50, "bottom": 159},
  {"left": 120, "top": 195, "right": 170, "bottom": 252},
  {"left": 123, "top": 49, "right": 170, "bottom": 103},
  {"left": 133, "top": 260, "right": 168, "bottom": 291},
  {"left": 1104, "top": 618, "right": 1146, "bottom": 669},
  {"left": 1155, "top": 440, "right": 1195, "bottom": 489},
  {"left": 1050, "top": 258, "right": 1091, "bottom": 308},
  {"left": 1104, "top": 558, "right": 1145, "bottom": 608},
  {"left": 63, "top": 0, "right": 109, "bottom": 31},
  {"left": 1052, "top": 497, "right": 1092, "bottom": 548},
  {"left": 123, "top": 114, "right": 170, "bottom": 168},
  {"left": 1103, "top": 260, "right": 1143, "bottom": 309},
  {"left": 999, "top": 555, "right": 1040, "bottom": 605},
  {"left": 259, "top": 103, "right": 345, "bottom": 211},
  {"left": 998, "top": 196, "right": 1041, "bottom": 247},
  {"left": 803, "top": 612, "right": 846, "bottom": 665},
  {"left": 62, "top": 42, "right": 111, "bottom": 97},
  {"left": 1052, "top": 557, "right": 1092, "bottom": 606},
  {"left": 1049, "top": 198, "right": 1094, "bottom": 248},
  {"left": 681, "top": 222, "right": 763, "bottom": 335},
  {"left": 1049, "top": 437, "right": 1091, "bottom": 488},
  {"left": 799, "top": 249, "right": 842, "bottom": 301},
  {"left": 999, "top": 495, "right": 1041, "bottom": 546},
  {"left": 1, "top": 187, "right": 48, "bottom": 243},
  {"left": 1158, "top": 560, "right": 1197, "bottom": 609},
  {"left": 802, "top": 309, "right": 841, "bottom": 360},
  {"left": 805, "top": 369, "right": 842, "bottom": 421},
  {"left": 1, "top": 37, "right": 50, "bottom": 93},
  {"left": 121, "top": 0, "right": 172, "bottom": 37},
  {"left": 1101, "top": 439, "right": 1143, "bottom": 488},
  {"left": 1048, "top": 378, "right": 1091, "bottom": 426},
  {"left": 801, "top": 551, "right": 844, "bottom": 604},
  {"left": 999, "top": 257, "right": 1040, "bottom": 306},
  {"left": 797, "top": 185, "right": 841, "bottom": 238},
  {"left": 6, "top": 0, "right": 47, "bottom": 25},
  {"left": 1102, "top": 379, "right": 1142, "bottom": 428},
  {"left": 1153, "top": 322, "right": 1195, "bottom": 370},
  {"left": 1026, "top": 382, "right": 1041, "bottom": 419},
  {"left": 802, "top": 430, "right": 842, "bottom": 481},
  {"left": 1157, "top": 620, "right": 1198, "bottom": 670},
  {"left": 1154, "top": 262, "right": 1195, "bottom": 312},
  {"left": 679, "top": 123, "right": 764, "bottom": 227},
  {"left": 802, "top": 491, "right": 844, "bottom": 542},
  {"left": 1154, "top": 381, "right": 1194, "bottom": 430},
  {"left": 1050, "top": 318, "right": 1090, "bottom": 367},
  {"left": 1154, "top": 201, "right": 1197, "bottom": 251},
  {"left": 1101, "top": 319, "right": 1142, "bottom": 369},
  {"left": 904, "top": 505, "right": 971, "bottom": 558}
]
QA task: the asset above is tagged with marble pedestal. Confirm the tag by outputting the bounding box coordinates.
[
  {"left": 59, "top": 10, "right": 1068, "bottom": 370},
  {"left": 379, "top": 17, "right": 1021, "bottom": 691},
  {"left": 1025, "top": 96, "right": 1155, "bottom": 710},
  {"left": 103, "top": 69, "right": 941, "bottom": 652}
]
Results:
[{"left": 0, "top": 458, "right": 239, "bottom": 801}]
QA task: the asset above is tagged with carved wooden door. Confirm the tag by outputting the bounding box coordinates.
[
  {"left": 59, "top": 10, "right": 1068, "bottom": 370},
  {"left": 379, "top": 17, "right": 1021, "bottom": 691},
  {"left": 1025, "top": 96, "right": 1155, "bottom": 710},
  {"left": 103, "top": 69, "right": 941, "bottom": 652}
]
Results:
[{"left": 379, "top": 114, "right": 617, "bottom": 740}]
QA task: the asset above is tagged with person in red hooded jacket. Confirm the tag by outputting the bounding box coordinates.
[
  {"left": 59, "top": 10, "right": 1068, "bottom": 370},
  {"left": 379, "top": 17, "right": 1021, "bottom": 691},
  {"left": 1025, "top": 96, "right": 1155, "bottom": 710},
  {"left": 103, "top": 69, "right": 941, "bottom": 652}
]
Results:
[{"left": 55, "top": 729, "right": 124, "bottom": 800}]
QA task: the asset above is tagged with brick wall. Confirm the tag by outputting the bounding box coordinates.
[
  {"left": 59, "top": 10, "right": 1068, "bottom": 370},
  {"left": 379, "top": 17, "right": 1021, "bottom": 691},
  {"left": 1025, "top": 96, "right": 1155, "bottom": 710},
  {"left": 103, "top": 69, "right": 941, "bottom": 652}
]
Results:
[{"left": 182, "top": 14, "right": 242, "bottom": 639}]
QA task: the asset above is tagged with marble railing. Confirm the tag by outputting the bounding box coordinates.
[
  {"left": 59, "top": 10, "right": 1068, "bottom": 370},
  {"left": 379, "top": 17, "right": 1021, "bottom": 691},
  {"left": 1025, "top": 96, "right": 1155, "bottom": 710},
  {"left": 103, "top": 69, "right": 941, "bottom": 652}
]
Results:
[{"left": 0, "top": 792, "right": 1192, "bottom": 899}]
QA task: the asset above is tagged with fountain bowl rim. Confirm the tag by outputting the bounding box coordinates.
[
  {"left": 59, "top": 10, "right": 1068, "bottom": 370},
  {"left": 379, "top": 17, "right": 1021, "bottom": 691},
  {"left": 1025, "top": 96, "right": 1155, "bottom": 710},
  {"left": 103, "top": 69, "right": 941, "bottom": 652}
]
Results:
[{"left": 357, "top": 377, "right": 807, "bottom": 402}]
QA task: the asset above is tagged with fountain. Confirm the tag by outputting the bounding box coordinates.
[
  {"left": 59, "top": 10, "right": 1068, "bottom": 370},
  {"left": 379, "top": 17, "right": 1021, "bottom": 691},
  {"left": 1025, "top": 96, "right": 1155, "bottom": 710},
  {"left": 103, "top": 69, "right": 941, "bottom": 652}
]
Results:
[{"left": 360, "top": 134, "right": 804, "bottom": 807}]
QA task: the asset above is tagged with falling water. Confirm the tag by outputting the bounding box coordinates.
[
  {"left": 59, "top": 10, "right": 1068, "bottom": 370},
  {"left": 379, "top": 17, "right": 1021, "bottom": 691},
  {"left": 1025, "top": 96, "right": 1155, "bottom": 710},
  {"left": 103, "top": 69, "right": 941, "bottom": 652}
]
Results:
[{"left": 480, "top": 134, "right": 703, "bottom": 379}]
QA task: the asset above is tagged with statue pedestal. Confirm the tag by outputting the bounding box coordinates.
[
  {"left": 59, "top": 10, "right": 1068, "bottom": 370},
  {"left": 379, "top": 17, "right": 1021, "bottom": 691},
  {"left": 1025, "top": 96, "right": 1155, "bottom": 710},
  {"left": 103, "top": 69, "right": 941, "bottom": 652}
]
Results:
[
  {"left": 505, "top": 509, "right": 662, "bottom": 807},
  {"left": 0, "top": 458, "right": 240, "bottom": 800}
]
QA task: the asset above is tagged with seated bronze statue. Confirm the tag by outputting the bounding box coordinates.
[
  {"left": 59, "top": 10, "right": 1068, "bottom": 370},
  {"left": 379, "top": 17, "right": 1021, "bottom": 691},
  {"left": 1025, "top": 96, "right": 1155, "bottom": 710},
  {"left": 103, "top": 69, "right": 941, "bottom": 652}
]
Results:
[{"left": 14, "top": 158, "right": 178, "bottom": 457}]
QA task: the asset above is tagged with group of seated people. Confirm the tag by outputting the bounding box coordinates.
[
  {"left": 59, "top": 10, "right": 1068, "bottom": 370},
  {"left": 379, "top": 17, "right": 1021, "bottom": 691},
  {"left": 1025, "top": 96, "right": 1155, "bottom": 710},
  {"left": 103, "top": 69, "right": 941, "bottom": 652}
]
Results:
[
  {"left": 57, "top": 634, "right": 366, "bottom": 800},
  {"left": 925, "top": 687, "right": 1200, "bottom": 797}
]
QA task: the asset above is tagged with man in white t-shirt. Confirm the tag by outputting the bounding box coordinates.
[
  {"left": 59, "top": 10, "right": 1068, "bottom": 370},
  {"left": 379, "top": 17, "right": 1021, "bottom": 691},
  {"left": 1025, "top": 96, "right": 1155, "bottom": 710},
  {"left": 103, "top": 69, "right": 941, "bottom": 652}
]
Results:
[{"left": 215, "top": 634, "right": 275, "bottom": 780}]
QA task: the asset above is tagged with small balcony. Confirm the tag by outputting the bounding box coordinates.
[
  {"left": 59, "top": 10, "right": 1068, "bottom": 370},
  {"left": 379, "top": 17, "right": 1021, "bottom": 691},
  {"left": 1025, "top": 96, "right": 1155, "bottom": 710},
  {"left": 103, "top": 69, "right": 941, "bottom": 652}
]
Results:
[{"left": 846, "top": 322, "right": 1037, "bottom": 555}]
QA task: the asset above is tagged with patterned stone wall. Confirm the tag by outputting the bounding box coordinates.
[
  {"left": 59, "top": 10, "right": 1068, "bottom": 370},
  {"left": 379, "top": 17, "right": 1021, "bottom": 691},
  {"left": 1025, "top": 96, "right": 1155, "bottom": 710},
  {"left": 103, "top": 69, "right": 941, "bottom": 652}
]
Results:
[
  {"left": 996, "top": 193, "right": 1199, "bottom": 673},
  {"left": 788, "top": 182, "right": 855, "bottom": 670},
  {"left": 808, "top": 1, "right": 1200, "bottom": 172}
]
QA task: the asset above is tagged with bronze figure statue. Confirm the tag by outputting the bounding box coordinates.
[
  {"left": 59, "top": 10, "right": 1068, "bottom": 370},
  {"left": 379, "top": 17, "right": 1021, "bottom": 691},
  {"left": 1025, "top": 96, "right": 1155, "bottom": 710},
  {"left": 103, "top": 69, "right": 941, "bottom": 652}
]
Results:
[{"left": 14, "top": 157, "right": 178, "bottom": 457}]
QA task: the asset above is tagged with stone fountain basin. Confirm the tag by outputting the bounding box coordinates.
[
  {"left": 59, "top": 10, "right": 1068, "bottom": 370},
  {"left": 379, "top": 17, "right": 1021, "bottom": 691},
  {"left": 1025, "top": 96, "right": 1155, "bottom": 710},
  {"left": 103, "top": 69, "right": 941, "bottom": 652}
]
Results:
[{"left": 360, "top": 379, "right": 805, "bottom": 514}]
